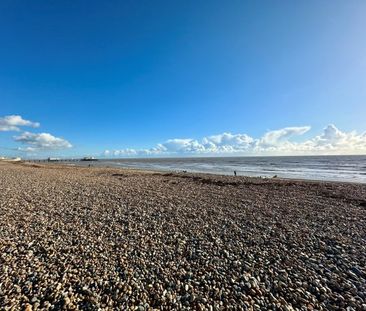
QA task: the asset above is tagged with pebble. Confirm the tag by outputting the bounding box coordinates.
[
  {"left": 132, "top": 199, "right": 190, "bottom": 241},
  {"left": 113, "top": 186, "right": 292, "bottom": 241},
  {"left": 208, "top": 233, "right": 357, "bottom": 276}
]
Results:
[{"left": 0, "top": 162, "right": 365, "bottom": 310}]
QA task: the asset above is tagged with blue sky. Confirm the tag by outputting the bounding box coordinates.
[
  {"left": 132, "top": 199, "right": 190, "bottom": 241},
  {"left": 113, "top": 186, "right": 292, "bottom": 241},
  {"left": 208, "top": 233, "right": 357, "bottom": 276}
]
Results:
[{"left": 1, "top": 1, "right": 366, "bottom": 157}]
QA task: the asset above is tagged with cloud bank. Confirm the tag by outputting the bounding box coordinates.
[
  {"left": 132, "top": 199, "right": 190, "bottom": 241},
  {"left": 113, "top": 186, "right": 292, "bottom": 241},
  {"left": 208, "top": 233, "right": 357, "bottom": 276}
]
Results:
[
  {"left": 0, "top": 115, "right": 72, "bottom": 153},
  {"left": 105, "top": 125, "right": 366, "bottom": 157},
  {"left": 14, "top": 132, "right": 72, "bottom": 152},
  {"left": 0, "top": 115, "right": 40, "bottom": 131}
]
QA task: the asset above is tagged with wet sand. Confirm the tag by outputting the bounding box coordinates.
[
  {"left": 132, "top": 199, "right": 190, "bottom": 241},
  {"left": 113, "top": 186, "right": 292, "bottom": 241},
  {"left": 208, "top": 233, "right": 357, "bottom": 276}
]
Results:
[{"left": 0, "top": 162, "right": 365, "bottom": 310}]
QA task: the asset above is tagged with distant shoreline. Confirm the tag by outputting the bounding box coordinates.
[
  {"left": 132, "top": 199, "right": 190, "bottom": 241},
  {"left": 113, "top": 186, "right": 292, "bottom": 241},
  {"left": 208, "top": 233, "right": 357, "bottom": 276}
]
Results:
[
  {"left": 17, "top": 160, "right": 366, "bottom": 185},
  {"left": 24, "top": 154, "right": 366, "bottom": 184}
]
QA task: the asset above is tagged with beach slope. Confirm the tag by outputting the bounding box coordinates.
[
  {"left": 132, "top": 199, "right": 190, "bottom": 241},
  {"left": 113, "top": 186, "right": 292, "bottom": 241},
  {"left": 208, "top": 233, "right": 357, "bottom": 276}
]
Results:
[{"left": 0, "top": 162, "right": 365, "bottom": 310}]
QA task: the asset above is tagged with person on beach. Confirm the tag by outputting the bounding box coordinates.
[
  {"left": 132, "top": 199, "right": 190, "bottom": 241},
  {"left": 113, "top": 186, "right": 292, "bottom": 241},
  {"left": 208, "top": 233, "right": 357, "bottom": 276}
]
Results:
[{"left": 234, "top": 170, "right": 237, "bottom": 176}]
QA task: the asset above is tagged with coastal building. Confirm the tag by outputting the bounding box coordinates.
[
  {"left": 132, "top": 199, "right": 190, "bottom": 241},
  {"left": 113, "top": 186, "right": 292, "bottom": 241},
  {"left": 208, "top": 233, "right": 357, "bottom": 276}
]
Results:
[
  {"left": 47, "top": 157, "right": 61, "bottom": 162},
  {"left": 0, "top": 157, "right": 22, "bottom": 162}
]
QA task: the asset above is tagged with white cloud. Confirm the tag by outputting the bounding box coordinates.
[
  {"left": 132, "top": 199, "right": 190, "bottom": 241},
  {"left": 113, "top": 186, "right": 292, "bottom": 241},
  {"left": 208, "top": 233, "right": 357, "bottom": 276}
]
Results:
[
  {"left": 257, "top": 126, "right": 310, "bottom": 147},
  {"left": 0, "top": 115, "right": 72, "bottom": 153},
  {"left": 104, "top": 124, "right": 366, "bottom": 157},
  {"left": 14, "top": 132, "right": 72, "bottom": 151},
  {"left": 203, "top": 132, "right": 254, "bottom": 152},
  {"left": 162, "top": 139, "right": 205, "bottom": 153},
  {"left": 304, "top": 124, "right": 366, "bottom": 153},
  {"left": 0, "top": 115, "right": 40, "bottom": 131}
]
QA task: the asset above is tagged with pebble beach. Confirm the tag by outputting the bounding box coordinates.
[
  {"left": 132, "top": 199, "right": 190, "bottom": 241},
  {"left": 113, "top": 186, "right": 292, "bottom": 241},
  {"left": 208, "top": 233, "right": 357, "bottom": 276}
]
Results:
[{"left": 0, "top": 162, "right": 365, "bottom": 310}]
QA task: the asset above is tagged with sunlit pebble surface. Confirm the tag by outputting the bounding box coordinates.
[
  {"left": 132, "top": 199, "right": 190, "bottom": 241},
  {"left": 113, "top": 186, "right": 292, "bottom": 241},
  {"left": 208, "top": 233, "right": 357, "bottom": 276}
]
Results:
[{"left": 0, "top": 162, "right": 366, "bottom": 311}]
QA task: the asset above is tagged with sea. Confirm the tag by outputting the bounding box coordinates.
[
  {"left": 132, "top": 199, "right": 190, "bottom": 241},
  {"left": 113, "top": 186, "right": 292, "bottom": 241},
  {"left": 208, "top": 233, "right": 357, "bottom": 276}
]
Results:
[{"left": 70, "top": 155, "right": 366, "bottom": 183}]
